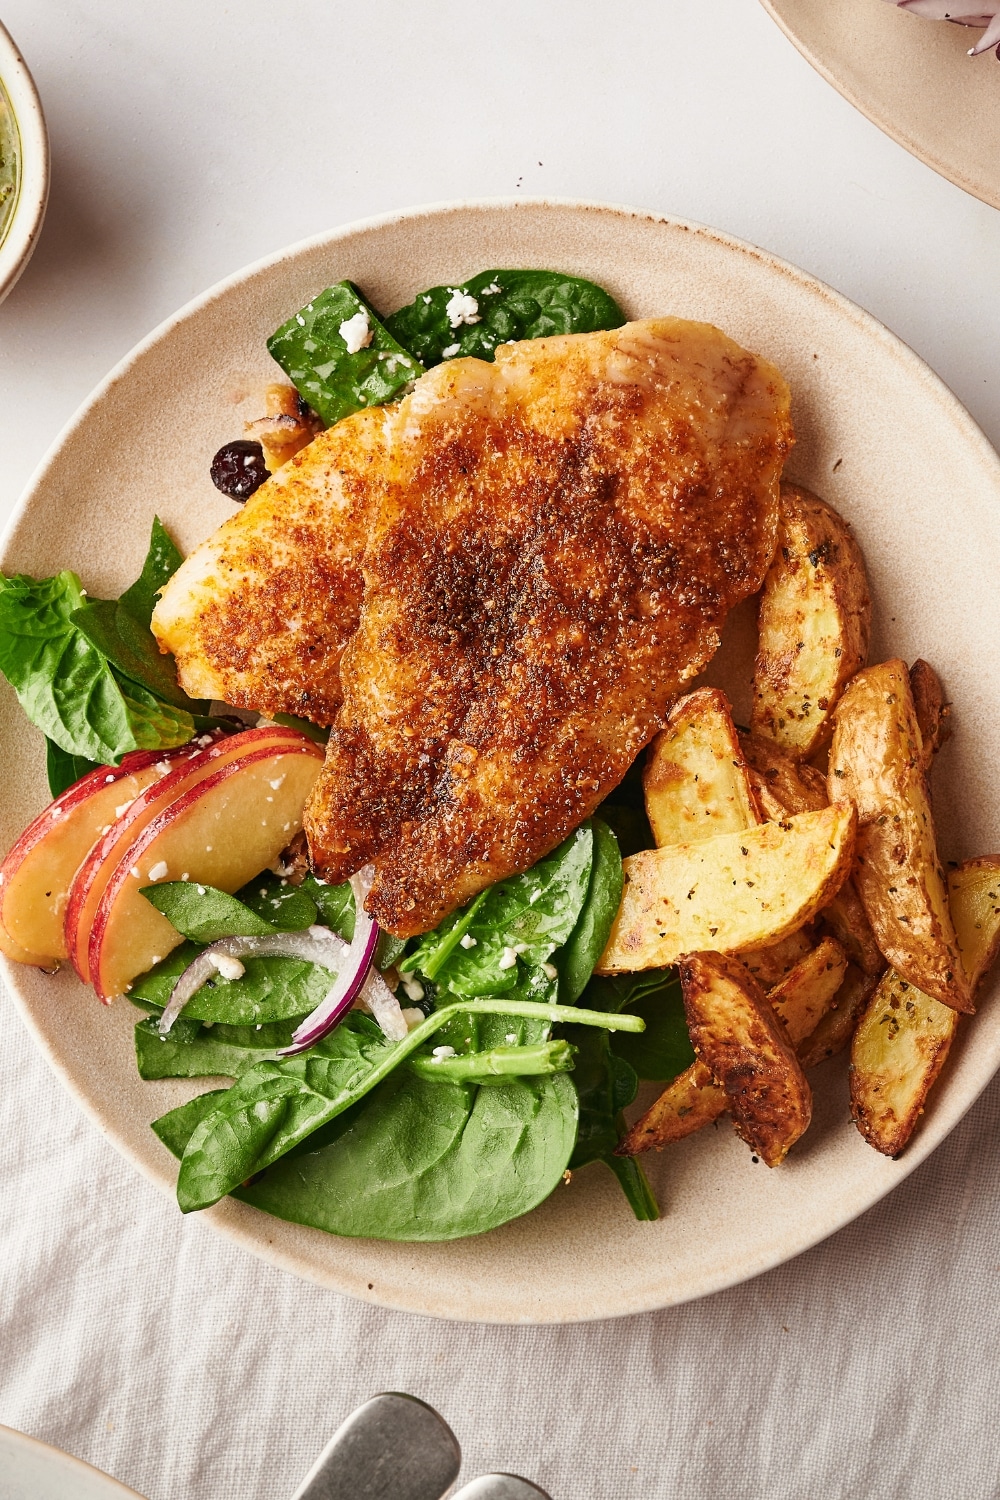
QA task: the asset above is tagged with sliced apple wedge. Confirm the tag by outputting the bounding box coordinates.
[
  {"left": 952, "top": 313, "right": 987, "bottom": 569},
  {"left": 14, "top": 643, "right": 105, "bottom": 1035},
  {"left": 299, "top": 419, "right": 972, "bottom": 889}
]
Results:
[
  {"left": 65, "top": 727, "right": 307, "bottom": 982},
  {"left": 88, "top": 737, "right": 323, "bottom": 1001},
  {"left": 0, "top": 745, "right": 205, "bottom": 968}
]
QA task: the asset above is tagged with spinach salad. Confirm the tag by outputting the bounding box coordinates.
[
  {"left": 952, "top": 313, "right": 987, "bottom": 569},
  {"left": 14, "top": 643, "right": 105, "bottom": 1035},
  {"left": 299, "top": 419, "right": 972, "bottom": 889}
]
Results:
[{"left": 0, "top": 267, "right": 699, "bottom": 1242}]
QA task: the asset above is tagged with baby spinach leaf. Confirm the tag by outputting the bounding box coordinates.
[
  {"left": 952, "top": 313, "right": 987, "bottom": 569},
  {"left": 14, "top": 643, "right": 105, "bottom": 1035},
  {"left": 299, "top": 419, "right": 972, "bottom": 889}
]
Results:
[
  {"left": 407, "top": 825, "right": 594, "bottom": 997},
  {"left": 558, "top": 969, "right": 662, "bottom": 1221},
  {"left": 267, "top": 281, "right": 423, "bottom": 428},
  {"left": 119, "top": 516, "right": 184, "bottom": 623},
  {"left": 385, "top": 269, "right": 626, "bottom": 368},
  {"left": 556, "top": 818, "right": 622, "bottom": 1004},
  {"left": 601, "top": 969, "right": 695, "bottom": 1082},
  {"left": 140, "top": 881, "right": 277, "bottom": 942},
  {"left": 129, "top": 943, "right": 334, "bottom": 1025},
  {"left": 45, "top": 737, "right": 99, "bottom": 797},
  {"left": 70, "top": 518, "right": 206, "bottom": 713},
  {"left": 161, "top": 996, "right": 643, "bottom": 1211},
  {"left": 235, "top": 871, "right": 318, "bottom": 931},
  {"left": 239, "top": 1068, "right": 579, "bottom": 1241},
  {"left": 135, "top": 1015, "right": 301, "bottom": 1079},
  {"left": 152, "top": 1089, "right": 228, "bottom": 1157},
  {"left": 302, "top": 874, "right": 355, "bottom": 941},
  {"left": 0, "top": 569, "right": 196, "bottom": 763},
  {"left": 408, "top": 1038, "right": 576, "bottom": 1084},
  {"left": 71, "top": 599, "right": 192, "bottom": 711}
]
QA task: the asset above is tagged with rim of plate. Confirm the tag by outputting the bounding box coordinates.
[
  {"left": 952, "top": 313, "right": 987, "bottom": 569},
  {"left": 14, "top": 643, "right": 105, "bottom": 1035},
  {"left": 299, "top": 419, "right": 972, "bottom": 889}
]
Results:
[
  {"left": 0, "top": 1424, "right": 146, "bottom": 1499},
  {"left": 759, "top": 0, "right": 1000, "bottom": 211},
  {"left": 4, "top": 198, "right": 1000, "bottom": 1322},
  {"left": 0, "top": 19, "right": 49, "bottom": 304}
]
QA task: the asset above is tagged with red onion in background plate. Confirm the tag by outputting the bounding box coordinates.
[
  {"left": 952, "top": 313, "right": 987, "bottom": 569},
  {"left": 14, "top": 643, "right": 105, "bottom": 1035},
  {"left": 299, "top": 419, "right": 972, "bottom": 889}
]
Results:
[{"left": 888, "top": 1, "right": 1000, "bottom": 58}]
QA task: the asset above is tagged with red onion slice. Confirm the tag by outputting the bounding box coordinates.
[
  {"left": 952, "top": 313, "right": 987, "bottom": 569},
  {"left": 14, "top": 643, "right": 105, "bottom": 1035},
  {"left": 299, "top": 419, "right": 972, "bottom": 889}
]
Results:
[
  {"left": 278, "top": 866, "right": 381, "bottom": 1055},
  {"left": 158, "top": 927, "right": 348, "bottom": 1036}
]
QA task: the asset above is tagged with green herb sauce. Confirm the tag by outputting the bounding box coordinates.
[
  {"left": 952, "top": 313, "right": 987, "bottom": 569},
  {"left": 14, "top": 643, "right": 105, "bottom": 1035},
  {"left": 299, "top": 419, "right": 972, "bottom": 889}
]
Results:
[{"left": 0, "top": 79, "right": 19, "bottom": 248}]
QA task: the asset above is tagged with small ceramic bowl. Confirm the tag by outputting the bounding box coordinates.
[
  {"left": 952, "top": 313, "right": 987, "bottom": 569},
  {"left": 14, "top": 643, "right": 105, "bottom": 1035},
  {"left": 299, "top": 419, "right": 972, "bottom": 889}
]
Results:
[{"left": 0, "top": 20, "right": 48, "bottom": 305}]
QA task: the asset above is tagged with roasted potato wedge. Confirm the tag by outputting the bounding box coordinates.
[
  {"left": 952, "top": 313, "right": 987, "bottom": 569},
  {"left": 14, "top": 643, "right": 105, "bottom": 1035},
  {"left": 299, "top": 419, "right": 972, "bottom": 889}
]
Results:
[
  {"left": 743, "top": 732, "right": 882, "bottom": 975},
  {"left": 742, "top": 927, "right": 817, "bottom": 988},
  {"left": 829, "top": 660, "right": 971, "bottom": 1012},
  {"left": 797, "top": 962, "right": 880, "bottom": 1070},
  {"left": 769, "top": 935, "right": 847, "bottom": 1046},
  {"left": 678, "top": 952, "right": 812, "bottom": 1166},
  {"left": 620, "top": 936, "right": 848, "bottom": 1156},
  {"left": 643, "top": 688, "right": 761, "bottom": 847},
  {"left": 616, "top": 1060, "right": 725, "bottom": 1154},
  {"left": 598, "top": 804, "right": 856, "bottom": 975},
  {"left": 850, "top": 857, "right": 1000, "bottom": 1155},
  {"left": 909, "top": 658, "right": 951, "bottom": 773},
  {"left": 751, "top": 483, "right": 871, "bottom": 760}
]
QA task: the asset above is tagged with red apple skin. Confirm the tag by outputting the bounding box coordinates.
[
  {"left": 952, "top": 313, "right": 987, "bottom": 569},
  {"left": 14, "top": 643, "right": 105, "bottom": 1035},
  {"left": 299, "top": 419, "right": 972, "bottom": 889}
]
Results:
[
  {"left": 88, "top": 738, "right": 324, "bottom": 1002},
  {"left": 65, "top": 726, "right": 312, "bottom": 984},
  {"left": 0, "top": 744, "right": 204, "bottom": 967}
]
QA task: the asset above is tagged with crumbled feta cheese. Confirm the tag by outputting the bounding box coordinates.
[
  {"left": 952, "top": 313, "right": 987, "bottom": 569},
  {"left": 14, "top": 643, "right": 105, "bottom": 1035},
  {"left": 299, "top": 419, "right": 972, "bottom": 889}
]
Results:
[
  {"left": 130, "top": 867, "right": 140, "bottom": 878},
  {"left": 432, "top": 1045, "right": 457, "bottom": 1060},
  {"left": 401, "top": 975, "right": 425, "bottom": 1002},
  {"left": 441, "top": 343, "right": 461, "bottom": 359},
  {"left": 105, "top": 774, "right": 116, "bottom": 783},
  {"left": 423, "top": 295, "right": 432, "bottom": 304},
  {"left": 498, "top": 946, "right": 518, "bottom": 970},
  {"left": 528, "top": 888, "right": 541, "bottom": 903},
  {"left": 505, "top": 1032, "right": 518, "bottom": 1045},
  {"left": 541, "top": 961, "right": 559, "bottom": 980},
  {"left": 209, "top": 952, "right": 245, "bottom": 982},
  {"left": 513, "top": 943, "right": 529, "bottom": 954},
  {"left": 339, "top": 310, "right": 373, "bottom": 354},
  {"left": 147, "top": 861, "right": 169, "bottom": 881},
  {"left": 483, "top": 282, "right": 501, "bottom": 295},
  {"left": 268, "top": 776, "right": 285, "bottom": 790},
  {"left": 445, "top": 290, "right": 480, "bottom": 328},
  {"left": 296, "top": 314, "right": 306, "bottom": 326},
  {"left": 196, "top": 733, "right": 214, "bottom": 746},
  {"left": 459, "top": 933, "right": 478, "bottom": 949},
  {"left": 402, "top": 1008, "right": 425, "bottom": 1030},
  {"left": 197, "top": 886, "right": 206, "bottom": 896}
]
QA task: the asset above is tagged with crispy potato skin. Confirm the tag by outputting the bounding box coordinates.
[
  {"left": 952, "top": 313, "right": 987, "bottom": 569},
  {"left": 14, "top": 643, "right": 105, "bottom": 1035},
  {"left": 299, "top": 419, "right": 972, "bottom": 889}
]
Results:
[
  {"left": 643, "top": 689, "right": 761, "bottom": 847},
  {"left": 850, "top": 857, "right": 1000, "bottom": 1155},
  {"left": 679, "top": 952, "right": 812, "bottom": 1166},
  {"left": 769, "top": 935, "right": 847, "bottom": 1046},
  {"left": 616, "top": 1060, "right": 725, "bottom": 1154},
  {"left": 751, "top": 483, "right": 871, "bottom": 760},
  {"left": 909, "top": 659, "right": 951, "bottom": 773},
  {"left": 598, "top": 804, "right": 856, "bottom": 974},
  {"left": 797, "top": 962, "right": 880, "bottom": 1070},
  {"left": 829, "top": 660, "right": 972, "bottom": 1013},
  {"left": 743, "top": 732, "right": 882, "bottom": 975},
  {"left": 619, "top": 936, "right": 848, "bottom": 1157}
]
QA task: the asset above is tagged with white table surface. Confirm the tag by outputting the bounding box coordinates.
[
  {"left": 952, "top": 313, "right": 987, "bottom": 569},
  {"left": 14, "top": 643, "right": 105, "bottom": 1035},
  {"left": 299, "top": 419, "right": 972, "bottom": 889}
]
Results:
[{"left": 2, "top": 4, "right": 999, "bottom": 1498}]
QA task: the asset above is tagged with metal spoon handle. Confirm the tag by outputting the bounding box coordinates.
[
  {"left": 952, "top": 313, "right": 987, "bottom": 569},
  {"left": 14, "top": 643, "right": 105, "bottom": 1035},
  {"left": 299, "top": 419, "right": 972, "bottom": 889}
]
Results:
[{"left": 291, "top": 1392, "right": 461, "bottom": 1500}]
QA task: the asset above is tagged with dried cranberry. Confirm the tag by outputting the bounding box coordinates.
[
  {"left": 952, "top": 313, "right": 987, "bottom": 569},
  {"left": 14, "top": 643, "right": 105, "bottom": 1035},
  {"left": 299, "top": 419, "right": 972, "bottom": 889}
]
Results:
[{"left": 210, "top": 440, "right": 270, "bottom": 501}]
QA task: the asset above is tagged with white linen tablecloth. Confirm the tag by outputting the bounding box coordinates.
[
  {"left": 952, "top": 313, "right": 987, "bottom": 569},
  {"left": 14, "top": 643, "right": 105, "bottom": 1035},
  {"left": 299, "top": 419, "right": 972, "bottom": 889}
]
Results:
[{"left": 2, "top": 3, "right": 1000, "bottom": 1497}]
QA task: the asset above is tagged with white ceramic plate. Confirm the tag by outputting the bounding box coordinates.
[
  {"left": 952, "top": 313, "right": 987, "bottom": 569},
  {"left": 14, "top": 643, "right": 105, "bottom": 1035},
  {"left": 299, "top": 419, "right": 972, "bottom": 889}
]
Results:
[
  {"left": 3, "top": 199, "right": 1000, "bottom": 1324},
  {"left": 761, "top": 0, "right": 1000, "bottom": 210},
  {"left": 0, "top": 1425, "right": 144, "bottom": 1500}
]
